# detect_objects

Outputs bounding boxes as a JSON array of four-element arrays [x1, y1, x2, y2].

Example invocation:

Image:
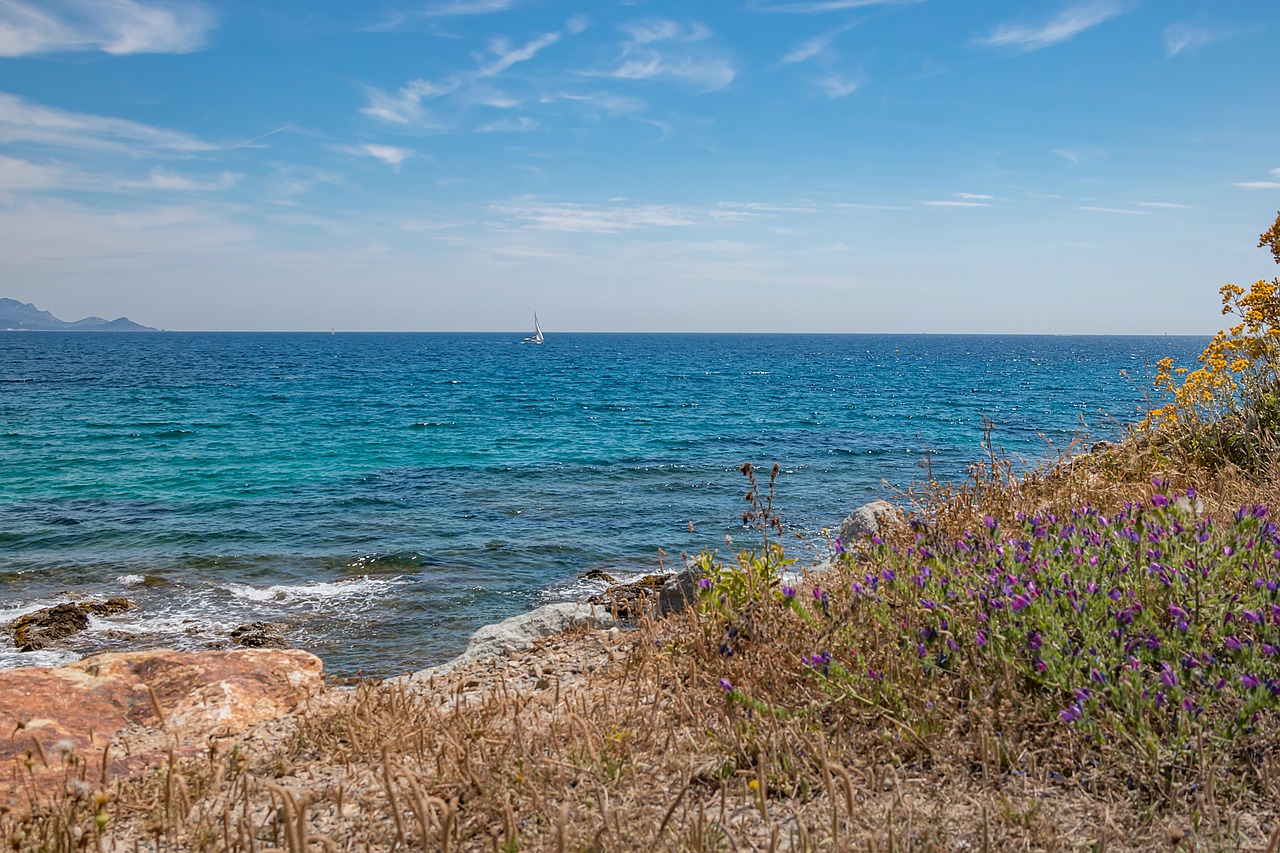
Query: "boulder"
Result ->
[[410, 602, 616, 682], [0, 648, 323, 803], [230, 621, 289, 648], [588, 562, 701, 619], [8, 597, 135, 651], [460, 602, 615, 662], [838, 500, 903, 547]]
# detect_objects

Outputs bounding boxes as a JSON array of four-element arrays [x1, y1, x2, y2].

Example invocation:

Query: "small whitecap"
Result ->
[[117, 574, 145, 586]]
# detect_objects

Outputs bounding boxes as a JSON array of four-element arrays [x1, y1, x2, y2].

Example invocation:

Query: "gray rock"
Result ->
[[838, 500, 902, 547], [587, 561, 702, 619], [230, 622, 289, 649], [409, 602, 616, 682], [8, 598, 135, 652]]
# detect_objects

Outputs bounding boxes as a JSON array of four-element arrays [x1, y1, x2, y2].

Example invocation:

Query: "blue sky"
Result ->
[[0, 0, 1277, 332]]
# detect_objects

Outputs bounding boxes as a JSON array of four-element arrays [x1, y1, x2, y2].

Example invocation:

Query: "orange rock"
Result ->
[[0, 648, 322, 802]]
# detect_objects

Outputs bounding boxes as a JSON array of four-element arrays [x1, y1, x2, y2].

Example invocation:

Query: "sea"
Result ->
[[0, 332, 1208, 678]]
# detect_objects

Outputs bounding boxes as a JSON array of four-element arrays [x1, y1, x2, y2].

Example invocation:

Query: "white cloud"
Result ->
[[0, 154, 63, 191], [1164, 23, 1232, 57], [750, 0, 921, 12], [585, 19, 733, 93], [553, 91, 646, 115], [923, 200, 988, 208], [114, 167, 239, 190], [956, 193, 993, 200], [619, 19, 711, 46], [1134, 201, 1191, 209], [1078, 206, 1147, 214], [492, 199, 755, 233], [360, 78, 459, 126], [1052, 148, 1081, 164], [0, 92, 215, 154], [475, 116, 539, 132], [976, 1, 1124, 53], [565, 14, 588, 35], [476, 31, 560, 77], [418, 0, 517, 16], [0, 0, 214, 57], [814, 74, 858, 98], [780, 34, 827, 65], [1234, 182, 1280, 190], [348, 144, 413, 170]]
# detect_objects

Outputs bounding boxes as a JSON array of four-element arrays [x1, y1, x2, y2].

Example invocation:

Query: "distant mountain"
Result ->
[[0, 299, 158, 331]]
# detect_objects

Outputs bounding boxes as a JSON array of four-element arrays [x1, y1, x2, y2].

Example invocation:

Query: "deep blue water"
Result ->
[[0, 332, 1206, 676]]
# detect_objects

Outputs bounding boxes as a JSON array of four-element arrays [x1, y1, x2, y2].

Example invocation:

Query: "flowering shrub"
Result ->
[[833, 482, 1280, 780], [1141, 214, 1280, 468]]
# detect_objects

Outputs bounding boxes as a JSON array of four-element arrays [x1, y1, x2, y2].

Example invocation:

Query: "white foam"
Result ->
[[117, 574, 145, 586], [226, 575, 407, 605]]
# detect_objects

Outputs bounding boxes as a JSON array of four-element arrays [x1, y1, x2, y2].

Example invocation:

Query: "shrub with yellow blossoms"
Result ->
[[1140, 212, 1280, 468]]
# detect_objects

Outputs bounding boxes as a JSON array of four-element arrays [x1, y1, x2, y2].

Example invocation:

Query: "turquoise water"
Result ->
[[0, 332, 1206, 676]]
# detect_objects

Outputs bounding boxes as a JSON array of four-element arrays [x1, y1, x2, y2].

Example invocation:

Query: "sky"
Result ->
[[0, 0, 1277, 333]]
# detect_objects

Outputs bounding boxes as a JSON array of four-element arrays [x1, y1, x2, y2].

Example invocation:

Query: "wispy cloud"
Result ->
[[1052, 148, 1081, 165], [345, 144, 413, 171], [0, 92, 215, 154], [552, 91, 646, 115], [923, 200, 988, 208], [1233, 168, 1280, 190], [814, 74, 859, 98], [589, 19, 734, 93], [360, 78, 459, 126], [475, 116, 539, 132], [956, 192, 993, 200], [749, 0, 922, 13], [0, 0, 214, 57], [1134, 201, 1191, 209], [476, 31, 561, 77], [1164, 22, 1234, 56], [1079, 206, 1147, 214], [418, 0, 518, 17], [491, 198, 755, 233], [975, 1, 1124, 53], [0, 154, 64, 193], [114, 167, 239, 190]]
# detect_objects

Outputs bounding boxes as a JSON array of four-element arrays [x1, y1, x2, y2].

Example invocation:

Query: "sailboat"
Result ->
[[522, 313, 544, 344]]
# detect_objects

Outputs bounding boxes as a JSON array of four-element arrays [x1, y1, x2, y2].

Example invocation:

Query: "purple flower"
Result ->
[[975, 629, 988, 648], [697, 578, 713, 591], [781, 585, 796, 599], [1160, 664, 1178, 687], [719, 677, 733, 691], [1242, 609, 1263, 624], [1225, 636, 1243, 650], [1241, 673, 1262, 690], [1010, 593, 1032, 611], [1027, 631, 1042, 651], [984, 515, 997, 530], [1152, 493, 1170, 508], [1169, 604, 1188, 620], [1060, 704, 1083, 724]]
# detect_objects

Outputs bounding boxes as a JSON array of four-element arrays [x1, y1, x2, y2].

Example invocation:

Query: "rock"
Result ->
[[230, 622, 289, 649], [462, 603, 614, 663], [588, 561, 702, 619], [409, 602, 615, 682], [0, 648, 323, 803], [580, 568, 617, 583], [838, 500, 903, 547], [8, 598, 136, 652]]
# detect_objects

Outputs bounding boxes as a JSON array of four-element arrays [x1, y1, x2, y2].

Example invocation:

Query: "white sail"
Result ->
[[523, 313, 543, 344]]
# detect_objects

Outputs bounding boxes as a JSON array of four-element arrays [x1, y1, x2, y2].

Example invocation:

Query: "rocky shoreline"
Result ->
[[1, 501, 901, 805]]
